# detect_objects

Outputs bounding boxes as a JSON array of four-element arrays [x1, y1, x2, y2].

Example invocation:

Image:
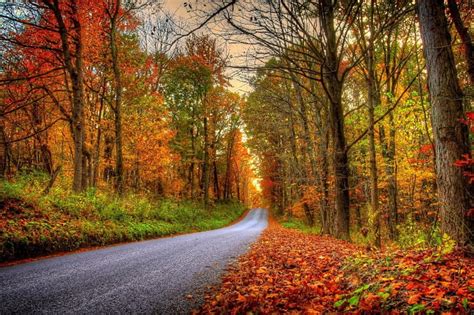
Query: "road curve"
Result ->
[[0, 208, 268, 314]]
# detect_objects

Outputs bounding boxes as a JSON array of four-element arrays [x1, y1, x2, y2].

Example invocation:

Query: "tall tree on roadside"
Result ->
[[185, 35, 226, 207], [418, 0, 473, 247], [0, 0, 94, 192], [105, 0, 124, 195], [45, 0, 86, 192]]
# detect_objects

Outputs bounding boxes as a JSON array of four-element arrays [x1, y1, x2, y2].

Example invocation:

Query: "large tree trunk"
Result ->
[[81, 147, 90, 189], [103, 133, 114, 182], [110, 1, 124, 195], [367, 69, 381, 248], [47, 0, 85, 192], [320, 0, 350, 240], [366, 3, 381, 247], [330, 92, 350, 241], [418, 0, 473, 246]]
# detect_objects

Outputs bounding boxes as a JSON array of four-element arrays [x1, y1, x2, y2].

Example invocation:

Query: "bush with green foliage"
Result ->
[[0, 173, 246, 262]]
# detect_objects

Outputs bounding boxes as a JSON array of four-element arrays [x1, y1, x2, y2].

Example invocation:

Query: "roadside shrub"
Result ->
[[0, 174, 246, 262]]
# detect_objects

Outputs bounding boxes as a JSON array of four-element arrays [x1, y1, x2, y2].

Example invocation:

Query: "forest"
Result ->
[[0, 0, 473, 313]]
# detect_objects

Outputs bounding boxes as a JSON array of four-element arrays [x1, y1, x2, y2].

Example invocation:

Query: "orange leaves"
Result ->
[[338, 248, 474, 313], [199, 221, 474, 314], [198, 220, 358, 313], [407, 293, 421, 305]]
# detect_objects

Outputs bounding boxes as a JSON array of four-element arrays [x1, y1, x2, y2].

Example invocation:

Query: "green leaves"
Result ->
[[408, 304, 425, 314], [348, 294, 360, 306], [333, 299, 345, 308]]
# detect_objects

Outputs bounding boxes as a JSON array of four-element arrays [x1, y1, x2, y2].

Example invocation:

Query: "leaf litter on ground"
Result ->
[[197, 220, 474, 314]]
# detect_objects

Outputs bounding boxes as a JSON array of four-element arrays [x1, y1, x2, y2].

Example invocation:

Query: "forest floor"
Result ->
[[198, 219, 474, 314]]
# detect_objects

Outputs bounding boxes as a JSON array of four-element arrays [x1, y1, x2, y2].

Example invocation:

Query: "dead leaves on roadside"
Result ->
[[198, 221, 474, 314], [198, 220, 358, 313], [339, 249, 474, 313]]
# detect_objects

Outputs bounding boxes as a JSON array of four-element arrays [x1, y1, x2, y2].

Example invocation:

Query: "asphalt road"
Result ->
[[0, 208, 268, 314]]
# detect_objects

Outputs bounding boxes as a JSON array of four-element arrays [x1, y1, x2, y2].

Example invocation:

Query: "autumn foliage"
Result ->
[[0, 1, 258, 208], [199, 222, 474, 313]]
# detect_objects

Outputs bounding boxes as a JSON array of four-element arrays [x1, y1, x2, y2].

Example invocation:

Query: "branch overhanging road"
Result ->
[[0, 208, 268, 314]]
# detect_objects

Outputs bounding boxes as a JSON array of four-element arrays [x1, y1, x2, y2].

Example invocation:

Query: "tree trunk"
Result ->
[[213, 160, 220, 200], [190, 125, 196, 198], [320, 0, 350, 240], [368, 75, 381, 248], [309, 80, 331, 234], [0, 125, 7, 178], [418, 0, 473, 246], [202, 114, 210, 208], [47, 0, 85, 192], [303, 202, 315, 227], [380, 112, 398, 240], [110, 1, 124, 195], [92, 83, 105, 187], [447, 0, 474, 84], [103, 134, 114, 182], [224, 129, 235, 200], [81, 141, 90, 190], [366, 4, 381, 247]]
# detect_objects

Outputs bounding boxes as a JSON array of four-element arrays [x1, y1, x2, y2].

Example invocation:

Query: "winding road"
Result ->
[[0, 208, 268, 314]]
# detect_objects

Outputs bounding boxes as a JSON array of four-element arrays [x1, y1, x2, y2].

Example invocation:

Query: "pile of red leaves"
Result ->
[[198, 220, 359, 313], [339, 249, 474, 313], [198, 221, 474, 313]]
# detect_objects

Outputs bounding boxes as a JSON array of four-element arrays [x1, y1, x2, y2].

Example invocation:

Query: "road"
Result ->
[[0, 208, 267, 314]]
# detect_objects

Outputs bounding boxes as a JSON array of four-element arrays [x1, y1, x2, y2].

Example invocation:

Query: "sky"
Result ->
[[161, 0, 253, 95]]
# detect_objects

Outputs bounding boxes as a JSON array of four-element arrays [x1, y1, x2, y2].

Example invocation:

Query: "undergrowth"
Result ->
[[0, 172, 245, 262], [280, 217, 321, 234], [280, 213, 451, 251]]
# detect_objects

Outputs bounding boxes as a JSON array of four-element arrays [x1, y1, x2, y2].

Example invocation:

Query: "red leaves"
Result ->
[[419, 144, 434, 155], [198, 220, 358, 313], [407, 293, 421, 305], [454, 154, 474, 184], [198, 222, 474, 313], [339, 249, 474, 313]]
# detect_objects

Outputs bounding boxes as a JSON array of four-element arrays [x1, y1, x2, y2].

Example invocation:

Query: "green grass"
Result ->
[[0, 172, 245, 262], [281, 217, 321, 234]]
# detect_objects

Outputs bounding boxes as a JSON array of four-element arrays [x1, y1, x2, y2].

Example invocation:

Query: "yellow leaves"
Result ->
[[256, 267, 267, 274]]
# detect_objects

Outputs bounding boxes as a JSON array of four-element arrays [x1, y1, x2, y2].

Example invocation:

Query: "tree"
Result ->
[[418, 0, 473, 247], [45, 0, 86, 192], [163, 52, 212, 199], [0, 0, 98, 192], [106, 0, 125, 195]]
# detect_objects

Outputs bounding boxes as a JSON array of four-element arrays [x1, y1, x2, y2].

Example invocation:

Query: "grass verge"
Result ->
[[280, 217, 321, 234], [0, 172, 245, 262]]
